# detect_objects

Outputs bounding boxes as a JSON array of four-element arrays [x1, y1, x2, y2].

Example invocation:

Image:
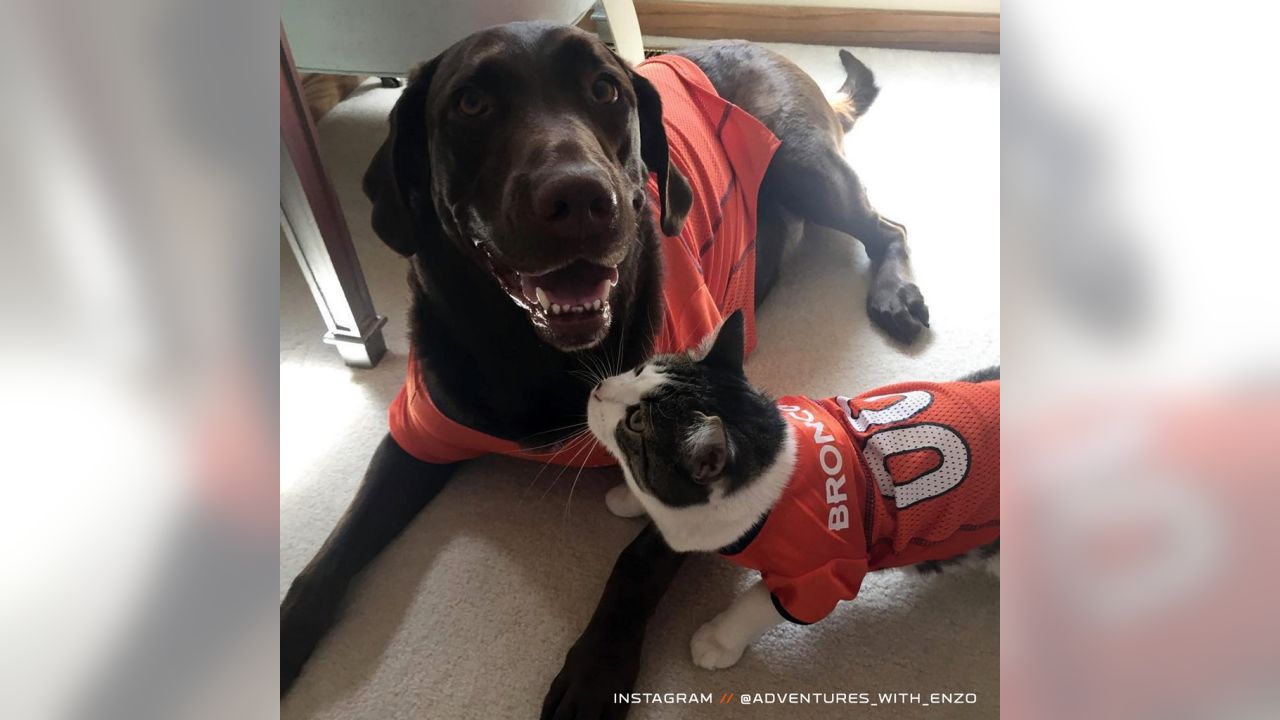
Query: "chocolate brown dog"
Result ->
[[281, 21, 929, 718]]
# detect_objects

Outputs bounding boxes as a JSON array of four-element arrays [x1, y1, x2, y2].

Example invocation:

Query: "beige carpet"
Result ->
[[281, 40, 999, 719]]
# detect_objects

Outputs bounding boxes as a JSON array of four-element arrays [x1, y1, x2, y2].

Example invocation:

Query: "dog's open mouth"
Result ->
[[480, 245, 621, 350], [519, 261, 618, 317]]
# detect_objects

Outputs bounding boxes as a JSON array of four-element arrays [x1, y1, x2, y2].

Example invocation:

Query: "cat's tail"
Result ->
[[831, 49, 880, 133], [913, 540, 1000, 578]]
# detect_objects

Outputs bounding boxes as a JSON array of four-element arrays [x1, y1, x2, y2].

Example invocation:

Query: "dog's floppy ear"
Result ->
[[629, 69, 692, 238], [362, 58, 441, 257]]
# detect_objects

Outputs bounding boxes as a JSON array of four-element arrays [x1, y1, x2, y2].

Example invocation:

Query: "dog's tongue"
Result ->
[[520, 261, 619, 307]]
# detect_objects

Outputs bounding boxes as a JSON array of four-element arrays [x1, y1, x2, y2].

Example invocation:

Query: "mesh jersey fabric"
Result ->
[[388, 54, 781, 465], [724, 380, 1000, 624]]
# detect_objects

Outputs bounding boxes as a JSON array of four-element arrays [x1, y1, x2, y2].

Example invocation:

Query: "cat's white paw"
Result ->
[[690, 618, 747, 670], [605, 484, 647, 518]]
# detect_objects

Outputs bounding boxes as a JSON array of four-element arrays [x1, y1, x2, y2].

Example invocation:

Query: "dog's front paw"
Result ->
[[867, 280, 930, 344], [542, 625, 640, 720], [605, 484, 647, 518], [690, 618, 747, 670]]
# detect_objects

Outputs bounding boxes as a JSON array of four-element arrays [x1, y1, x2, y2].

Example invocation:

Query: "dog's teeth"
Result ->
[[592, 299, 602, 311], [535, 287, 550, 312], [551, 303, 562, 314]]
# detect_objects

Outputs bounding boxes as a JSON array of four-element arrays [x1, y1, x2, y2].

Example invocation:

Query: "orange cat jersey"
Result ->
[[723, 380, 1000, 624], [388, 54, 779, 466]]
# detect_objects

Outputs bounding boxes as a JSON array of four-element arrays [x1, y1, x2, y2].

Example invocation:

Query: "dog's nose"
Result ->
[[534, 169, 617, 240]]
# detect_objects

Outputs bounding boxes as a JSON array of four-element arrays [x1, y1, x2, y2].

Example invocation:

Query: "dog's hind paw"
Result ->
[[867, 280, 930, 343]]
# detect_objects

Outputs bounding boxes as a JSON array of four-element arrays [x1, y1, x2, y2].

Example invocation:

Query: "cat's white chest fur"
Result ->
[[605, 484, 647, 518], [605, 428, 796, 552]]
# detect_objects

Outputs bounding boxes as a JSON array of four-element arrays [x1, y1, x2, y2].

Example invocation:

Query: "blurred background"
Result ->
[[1, 0, 1277, 719], [1002, 2, 1280, 718]]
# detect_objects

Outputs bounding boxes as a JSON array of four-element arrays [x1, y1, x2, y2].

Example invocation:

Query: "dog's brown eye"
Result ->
[[456, 88, 488, 117], [625, 405, 645, 432], [591, 76, 619, 104]]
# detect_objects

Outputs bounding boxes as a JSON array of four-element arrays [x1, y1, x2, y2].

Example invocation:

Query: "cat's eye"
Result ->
[[591, 75, 620, 104], [456, 87, 489, 117], [624, 405, 645, 432]]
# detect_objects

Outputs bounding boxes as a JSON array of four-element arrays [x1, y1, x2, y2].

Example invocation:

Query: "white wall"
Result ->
[[664, 0, 999, 14]]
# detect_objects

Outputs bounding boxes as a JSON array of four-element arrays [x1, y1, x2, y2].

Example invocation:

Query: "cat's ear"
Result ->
[[697, 311, 746, 373], [685, 413, 730, 484]]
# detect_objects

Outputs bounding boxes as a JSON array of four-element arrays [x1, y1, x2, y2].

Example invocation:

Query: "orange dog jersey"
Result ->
[[388, 54, 780, 466], [722, 380, 1000, 625]]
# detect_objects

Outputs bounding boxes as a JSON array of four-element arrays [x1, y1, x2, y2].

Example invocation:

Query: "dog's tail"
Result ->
[[831, 49, 880, 133]]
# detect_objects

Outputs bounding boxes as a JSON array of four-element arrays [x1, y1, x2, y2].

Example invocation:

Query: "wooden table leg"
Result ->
[[280, 25, 387, 368]]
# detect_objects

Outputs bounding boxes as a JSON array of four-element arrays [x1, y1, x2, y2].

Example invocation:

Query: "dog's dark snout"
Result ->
[[534, 168, 617, 239]]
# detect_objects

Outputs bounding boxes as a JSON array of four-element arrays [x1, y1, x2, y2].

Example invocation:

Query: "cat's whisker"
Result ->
[[530, 428, 590, 464], [518, 420, 588, 448], [611, 315, 627, 378], [522, 430, 592, 498], [585, 351, 608, 385], [573, 362, 597, 388], [636, 304, 661, 372], [572, 362, 604, 383], [530, 428, 589, 468], [539, 433, 595, 500], [540, 431, 597, 502], [560, 447, 595, 534], [597, 346, 613, 378], [519, 430, 588, 454]]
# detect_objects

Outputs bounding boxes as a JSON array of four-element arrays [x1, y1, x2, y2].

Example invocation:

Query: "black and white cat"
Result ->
[[587, 311, 1000, 669]]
